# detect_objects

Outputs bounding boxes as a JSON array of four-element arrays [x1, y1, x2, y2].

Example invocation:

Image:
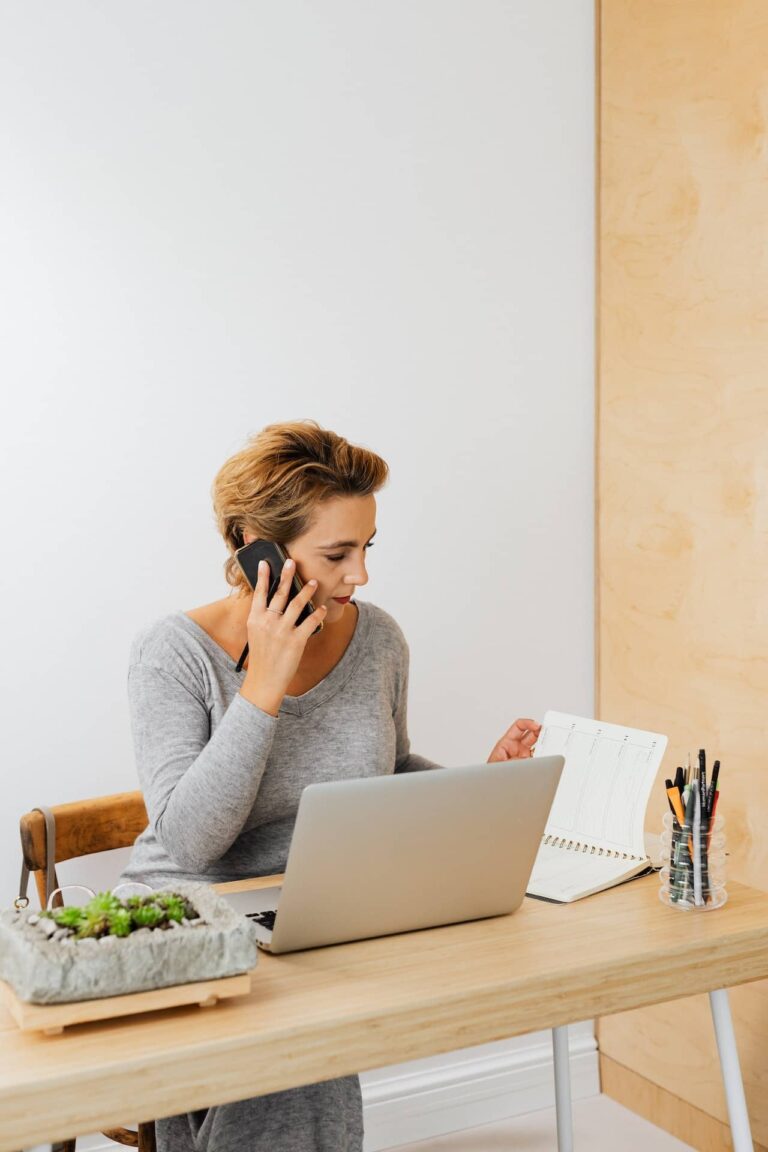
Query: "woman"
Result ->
[[121, 420, 540, 1152]]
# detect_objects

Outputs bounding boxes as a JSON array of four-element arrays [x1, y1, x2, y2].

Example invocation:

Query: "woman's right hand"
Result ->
[[239, 558, 327, 716]]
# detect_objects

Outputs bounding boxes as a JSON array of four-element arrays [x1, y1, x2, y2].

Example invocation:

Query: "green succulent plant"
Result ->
[[50, 906, 84, 929], [90, 892, 123, 915], [124, 895, 145, 909], [36, 890, 201, 940], [76, 908, 110, 939], [107, 908, 133, 937], [159, 895, 186, 923], [131, 903, 164, 928]]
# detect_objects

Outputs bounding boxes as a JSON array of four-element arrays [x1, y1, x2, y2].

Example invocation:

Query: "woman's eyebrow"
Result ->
[[316, 528, 377, 550]]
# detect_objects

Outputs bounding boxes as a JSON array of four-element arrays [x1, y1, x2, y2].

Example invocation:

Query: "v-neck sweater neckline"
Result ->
[[172, 599, 372, 717]]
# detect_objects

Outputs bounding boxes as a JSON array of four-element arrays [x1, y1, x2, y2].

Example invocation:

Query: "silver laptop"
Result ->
[[223, 756, 564, 953]]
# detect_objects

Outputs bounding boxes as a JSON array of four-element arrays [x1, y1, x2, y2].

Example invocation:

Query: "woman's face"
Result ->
[[249, 495, 377, 626]]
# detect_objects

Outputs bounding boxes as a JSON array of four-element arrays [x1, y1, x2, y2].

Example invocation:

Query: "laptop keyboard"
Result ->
[[246, 909, 277, 931]]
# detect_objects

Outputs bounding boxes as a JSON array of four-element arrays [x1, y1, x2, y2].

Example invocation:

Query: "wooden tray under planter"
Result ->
[[0, 971, 252, 1035], [0, 882, 258, 1033]]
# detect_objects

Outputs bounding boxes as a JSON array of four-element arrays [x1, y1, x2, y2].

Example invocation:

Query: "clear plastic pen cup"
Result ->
[[659, 810, 726, 910]]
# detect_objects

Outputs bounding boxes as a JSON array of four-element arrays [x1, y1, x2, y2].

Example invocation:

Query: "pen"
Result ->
[[666, 781, 687, 902], [708, 760, 721, 817], [667, 795, 684, 902], [680, 782, 697, 904], [674, 765, 685, 792], [235, 642, 249, 673], [710, 788, 720, 824], [700, 801, 711, 904], [692, 781, 703, 906], [670, 833, 683, 902], [699, 750, 707, 818]]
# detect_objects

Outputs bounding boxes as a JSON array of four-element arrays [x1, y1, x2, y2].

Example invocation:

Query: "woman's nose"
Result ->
[[344, 558, 368, 587]]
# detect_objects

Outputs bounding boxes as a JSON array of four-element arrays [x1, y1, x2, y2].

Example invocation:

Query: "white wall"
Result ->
[[1, 0, 594, 1145]]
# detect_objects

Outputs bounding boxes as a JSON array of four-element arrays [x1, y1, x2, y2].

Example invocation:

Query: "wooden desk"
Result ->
[[2, 876, 768, 1152]]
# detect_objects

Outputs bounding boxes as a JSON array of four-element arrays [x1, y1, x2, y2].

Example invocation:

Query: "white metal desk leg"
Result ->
[[709, 989, 754, 1152], [552, 1025, 574, 1152]]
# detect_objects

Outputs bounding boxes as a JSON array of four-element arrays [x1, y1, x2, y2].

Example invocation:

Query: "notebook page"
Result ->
[[528, 841, 646, 902], [534, 712, 668, 858]]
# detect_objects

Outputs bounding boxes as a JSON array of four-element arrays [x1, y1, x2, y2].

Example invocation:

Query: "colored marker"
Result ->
[[665, 782, 686, 827]]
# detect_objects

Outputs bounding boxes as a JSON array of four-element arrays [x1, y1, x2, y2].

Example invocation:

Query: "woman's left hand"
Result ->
[[487, 718, 542, 762]]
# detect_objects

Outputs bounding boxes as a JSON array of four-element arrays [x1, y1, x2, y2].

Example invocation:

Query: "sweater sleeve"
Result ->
[[392, 639, 442, 775], [128, 662, 278, 871]]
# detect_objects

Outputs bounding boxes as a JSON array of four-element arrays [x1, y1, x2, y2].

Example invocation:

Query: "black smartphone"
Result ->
[[234, 539, 322, 632]]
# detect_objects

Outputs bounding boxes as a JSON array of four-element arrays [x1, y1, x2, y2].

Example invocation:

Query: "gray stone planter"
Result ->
[[0, 882, 257, 1004]]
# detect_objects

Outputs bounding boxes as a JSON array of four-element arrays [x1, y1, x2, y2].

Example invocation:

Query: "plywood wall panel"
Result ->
[[600, 1055, 768, 1152], [598, 0, 768, 1143]]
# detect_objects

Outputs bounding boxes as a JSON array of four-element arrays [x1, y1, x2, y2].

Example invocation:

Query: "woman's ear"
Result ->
[[242, 532, 256, 546]]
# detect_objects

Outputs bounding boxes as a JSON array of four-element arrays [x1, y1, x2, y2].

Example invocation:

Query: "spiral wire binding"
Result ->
[[541, 833, 637, 861]]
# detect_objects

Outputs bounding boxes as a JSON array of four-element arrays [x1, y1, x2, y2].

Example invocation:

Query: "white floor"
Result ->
[[395, 1095, 695, 1151], [28, 1094, 698, 1152]]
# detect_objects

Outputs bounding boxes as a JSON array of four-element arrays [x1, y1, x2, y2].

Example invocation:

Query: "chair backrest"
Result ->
[[19, 791, 149, 906]]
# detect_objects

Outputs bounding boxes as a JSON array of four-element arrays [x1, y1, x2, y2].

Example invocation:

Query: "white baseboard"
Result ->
[[361, 1027, 600, 1150], [32, 1027, 599, 1152]]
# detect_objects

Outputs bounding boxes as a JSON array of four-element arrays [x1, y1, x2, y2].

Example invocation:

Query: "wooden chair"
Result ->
[[18, 792, 157, 1152]]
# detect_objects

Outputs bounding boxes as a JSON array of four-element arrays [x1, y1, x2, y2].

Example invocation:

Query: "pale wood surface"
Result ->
[[598, 0, 768, 1145], [600, 1055, 768, 1152], [0, 972, 251, 1034], [1, 877, 768, 1151], [598, 980, 768, 1135], [21, 792, 149, 867]]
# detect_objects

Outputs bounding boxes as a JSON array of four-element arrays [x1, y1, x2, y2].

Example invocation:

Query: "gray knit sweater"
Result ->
[[121, 599, 438, 887]]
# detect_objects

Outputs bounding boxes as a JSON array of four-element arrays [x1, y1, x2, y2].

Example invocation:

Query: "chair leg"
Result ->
[[138, 1121, 157, 1152], [709, 989, 754, 1152], [552, 1025, 574, 1152]]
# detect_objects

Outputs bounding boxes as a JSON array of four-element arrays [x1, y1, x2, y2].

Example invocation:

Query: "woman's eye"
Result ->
[[325, 542, 375, 564]]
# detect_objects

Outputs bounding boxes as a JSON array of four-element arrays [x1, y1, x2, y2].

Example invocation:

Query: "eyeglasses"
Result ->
[[46, 882, 154, 910]]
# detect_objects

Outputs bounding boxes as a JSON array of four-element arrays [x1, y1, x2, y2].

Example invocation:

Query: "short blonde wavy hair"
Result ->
[[212, 421, 389, 595]]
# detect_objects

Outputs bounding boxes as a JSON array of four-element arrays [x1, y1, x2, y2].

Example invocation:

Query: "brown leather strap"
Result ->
[[99, 1123, 156, 1149], [15, 804, 56, 909], [102, 1127, 139, 1146]]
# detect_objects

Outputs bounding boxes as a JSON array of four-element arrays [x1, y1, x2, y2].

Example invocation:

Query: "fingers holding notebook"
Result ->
[[487, 718, 542, 762]]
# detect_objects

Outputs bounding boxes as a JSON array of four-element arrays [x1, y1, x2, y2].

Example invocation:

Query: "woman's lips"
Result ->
[[332, 596, 351, 604]]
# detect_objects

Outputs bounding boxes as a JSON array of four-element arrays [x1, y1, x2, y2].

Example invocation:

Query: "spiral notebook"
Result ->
[[527, 711, 668, 903]]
